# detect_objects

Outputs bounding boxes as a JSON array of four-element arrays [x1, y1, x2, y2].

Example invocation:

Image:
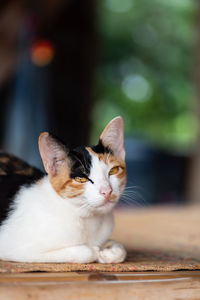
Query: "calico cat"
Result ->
[[0, 116, 127, 263]]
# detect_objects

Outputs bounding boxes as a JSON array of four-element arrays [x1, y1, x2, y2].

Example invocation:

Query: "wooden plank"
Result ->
[[0, 272, 199, 300]]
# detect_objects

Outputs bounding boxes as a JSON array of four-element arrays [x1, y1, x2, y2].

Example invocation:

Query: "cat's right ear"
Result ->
[[38, 132, 69, 177]]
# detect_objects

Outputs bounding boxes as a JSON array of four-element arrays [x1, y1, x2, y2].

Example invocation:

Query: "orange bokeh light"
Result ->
[[31, 40, 55, 67]]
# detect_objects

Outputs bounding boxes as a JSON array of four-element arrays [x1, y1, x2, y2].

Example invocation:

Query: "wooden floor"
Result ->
[[0, 206, 200, 299], [0, 271, 199, 299]]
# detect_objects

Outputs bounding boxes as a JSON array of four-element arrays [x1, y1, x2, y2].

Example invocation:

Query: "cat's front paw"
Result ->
[[98, 242, 126, 264]]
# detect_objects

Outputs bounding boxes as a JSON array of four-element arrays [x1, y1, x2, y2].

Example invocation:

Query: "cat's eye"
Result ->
[[74, 177, 88, 183], [109, 166, 119, 176]]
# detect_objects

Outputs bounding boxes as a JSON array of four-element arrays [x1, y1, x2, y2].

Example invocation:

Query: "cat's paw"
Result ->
[[70, 246, 99, 263], [98, 242, 126, 264]]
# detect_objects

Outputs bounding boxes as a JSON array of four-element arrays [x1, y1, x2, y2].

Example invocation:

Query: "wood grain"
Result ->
[[0, 272, 199, 300]]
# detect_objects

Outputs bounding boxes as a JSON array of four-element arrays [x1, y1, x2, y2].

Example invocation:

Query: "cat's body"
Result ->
[[0, 117, 127, 263]]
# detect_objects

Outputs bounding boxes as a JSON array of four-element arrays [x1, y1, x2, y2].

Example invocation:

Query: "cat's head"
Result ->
[[38, 116, 126, 215]]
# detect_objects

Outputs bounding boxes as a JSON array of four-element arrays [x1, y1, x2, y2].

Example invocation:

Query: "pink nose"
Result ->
[[100, 186, 112, 200]]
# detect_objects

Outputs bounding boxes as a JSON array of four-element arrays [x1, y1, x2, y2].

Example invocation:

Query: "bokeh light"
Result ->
[[122, 74, 152, 102], [31, 40, 55, 67]]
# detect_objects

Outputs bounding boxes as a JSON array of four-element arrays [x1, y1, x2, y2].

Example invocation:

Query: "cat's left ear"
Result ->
[[100, 116, 125, 161]]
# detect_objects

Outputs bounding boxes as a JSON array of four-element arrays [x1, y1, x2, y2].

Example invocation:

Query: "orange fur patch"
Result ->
[[86, 146, 127, 188], [50, 161, 85, 199], [60, 180, 85, 198], [110, 194, 117, 202], [87, 147, 126, 171]]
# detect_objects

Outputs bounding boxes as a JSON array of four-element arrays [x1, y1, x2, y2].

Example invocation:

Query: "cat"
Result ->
[[0, 116, 127, 263]]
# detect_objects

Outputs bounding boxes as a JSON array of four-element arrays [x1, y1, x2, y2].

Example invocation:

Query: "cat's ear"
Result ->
[[100, 116, 125, 160], [38, 132, 69, 177]]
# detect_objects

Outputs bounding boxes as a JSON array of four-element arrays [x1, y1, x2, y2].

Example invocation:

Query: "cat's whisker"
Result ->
[[119, 196, 144, 208], [124, 186, 142, 190], [120, 188, 148, 207], [122, 188, 148, 205], [123, 191, 145, 200], [121, 195, 146, 207], [123, 196, 148, 207]]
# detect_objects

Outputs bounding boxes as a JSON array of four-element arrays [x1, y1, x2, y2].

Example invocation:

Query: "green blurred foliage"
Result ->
[[91, 0, 197, 152]]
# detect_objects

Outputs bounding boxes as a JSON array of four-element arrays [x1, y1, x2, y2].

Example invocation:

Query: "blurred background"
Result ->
[[0, 0, 199, 205]]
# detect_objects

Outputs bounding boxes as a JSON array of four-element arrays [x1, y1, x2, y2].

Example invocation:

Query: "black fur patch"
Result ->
[[0, 152, 44, 225], [68, 140, 113, 180], [69, 146, 92, 179], [91, 139, 113, 155]]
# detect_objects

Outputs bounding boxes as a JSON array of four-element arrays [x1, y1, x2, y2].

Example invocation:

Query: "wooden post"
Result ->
[[187, 1, 200, 203]]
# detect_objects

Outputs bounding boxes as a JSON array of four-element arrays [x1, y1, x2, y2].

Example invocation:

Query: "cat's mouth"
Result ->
[[100, 194, 117, 207]]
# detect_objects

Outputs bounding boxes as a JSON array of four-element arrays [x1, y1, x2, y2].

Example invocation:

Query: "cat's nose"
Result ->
[[100, 186, 112, 200]]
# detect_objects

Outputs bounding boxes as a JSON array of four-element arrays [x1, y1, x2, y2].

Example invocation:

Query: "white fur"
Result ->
[[0, 153, 126, 263]]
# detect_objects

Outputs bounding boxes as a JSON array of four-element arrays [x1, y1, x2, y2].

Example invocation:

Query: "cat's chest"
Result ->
[[79, 214, 114, 246]]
